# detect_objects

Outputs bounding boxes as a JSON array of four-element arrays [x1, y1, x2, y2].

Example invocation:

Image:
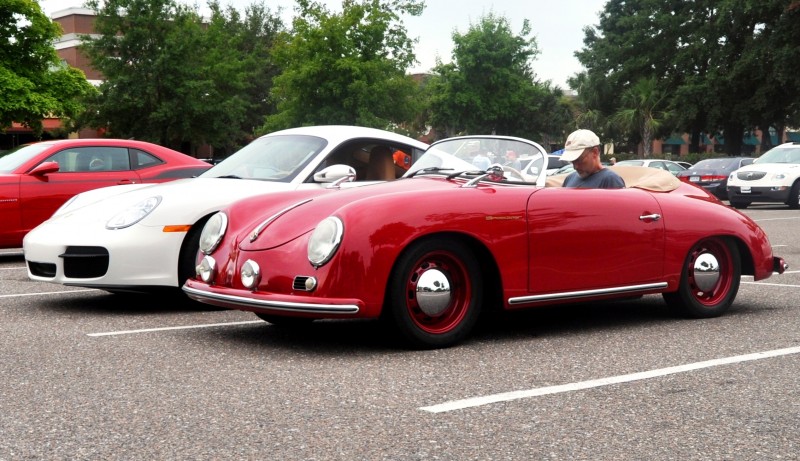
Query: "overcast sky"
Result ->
[[39, 0, 607, 89]]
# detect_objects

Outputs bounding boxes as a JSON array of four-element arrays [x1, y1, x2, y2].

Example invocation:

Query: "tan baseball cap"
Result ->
[[561, 129, 600, 162]]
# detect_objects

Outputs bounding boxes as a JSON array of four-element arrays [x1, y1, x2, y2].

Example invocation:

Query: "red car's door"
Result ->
[[0, 176, 23, 247], [19, 146, 139, 233], [527, 187, 665, 294]]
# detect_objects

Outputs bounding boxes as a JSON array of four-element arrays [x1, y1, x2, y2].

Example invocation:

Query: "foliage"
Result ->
[[574, 0, 800, 156], [80, 0, 284, 153], [424, 12, 570, 143], [262, 0, 424, 134], [612, 77, 672, 158], [0, 0, 97, 135]]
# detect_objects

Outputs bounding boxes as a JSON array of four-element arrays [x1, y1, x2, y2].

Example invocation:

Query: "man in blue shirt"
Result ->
[[471, 149, 491, 170], [560, 129, 625, 188]]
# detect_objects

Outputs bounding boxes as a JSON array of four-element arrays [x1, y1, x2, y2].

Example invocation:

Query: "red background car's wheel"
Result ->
[[663, 237, 741, 318], [386, 238, 482, 349]]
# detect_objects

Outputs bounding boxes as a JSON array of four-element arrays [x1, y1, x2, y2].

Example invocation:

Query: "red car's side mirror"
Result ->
[[29, 161, 60, 176]]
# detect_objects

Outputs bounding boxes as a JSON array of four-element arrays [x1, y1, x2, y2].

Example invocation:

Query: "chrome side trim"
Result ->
[[183, 285, 359, 314], [250, 198, 313, 242], [508, 282, 669, 305]]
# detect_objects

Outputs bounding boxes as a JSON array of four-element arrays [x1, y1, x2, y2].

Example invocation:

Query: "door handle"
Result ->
[[639, 213, 661, 222]]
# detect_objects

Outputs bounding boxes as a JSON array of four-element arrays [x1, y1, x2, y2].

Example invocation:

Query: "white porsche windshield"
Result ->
[[201, 135, 328, 182]]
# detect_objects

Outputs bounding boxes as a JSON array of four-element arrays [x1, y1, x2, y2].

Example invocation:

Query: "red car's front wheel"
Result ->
[[386, 238, 482, 349], [663, 237, 741, 318]]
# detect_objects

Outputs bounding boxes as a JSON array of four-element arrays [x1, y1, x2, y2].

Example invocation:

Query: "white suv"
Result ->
[[727, 142, 800, 209]]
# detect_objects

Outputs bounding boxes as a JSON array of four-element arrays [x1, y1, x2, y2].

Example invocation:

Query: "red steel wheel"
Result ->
[[663, 237, 741, 318], [386, 238, 482, 349]]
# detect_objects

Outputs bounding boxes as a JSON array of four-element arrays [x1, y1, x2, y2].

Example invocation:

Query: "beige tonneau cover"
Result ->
[[545, 165, 681, 192]]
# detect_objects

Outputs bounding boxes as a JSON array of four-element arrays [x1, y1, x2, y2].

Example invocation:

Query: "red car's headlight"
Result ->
[[307, 216, 343, 268]]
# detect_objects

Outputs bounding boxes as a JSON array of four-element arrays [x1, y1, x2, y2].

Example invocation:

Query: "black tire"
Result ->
[[663, 237, 741, 318], [177, 223, 205, 290], [729, 200, 749, 209], [786, 181, 800, 209], [384, 238, 482, 349]]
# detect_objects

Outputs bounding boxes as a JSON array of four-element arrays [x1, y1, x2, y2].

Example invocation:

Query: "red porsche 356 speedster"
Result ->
[[183, 135, 786, 349]]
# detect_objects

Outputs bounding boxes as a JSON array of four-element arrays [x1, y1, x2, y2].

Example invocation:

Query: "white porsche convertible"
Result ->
[[23, 126, 428, 295]]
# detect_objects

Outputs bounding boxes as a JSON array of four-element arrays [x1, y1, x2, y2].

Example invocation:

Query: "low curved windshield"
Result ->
[[755, 146, 800, 164], [0, 144, 51, 173], [200, 134, 328, 182], [406, 136, 546, 182]]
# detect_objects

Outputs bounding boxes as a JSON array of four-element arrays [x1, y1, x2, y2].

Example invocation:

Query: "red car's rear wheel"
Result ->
[[663, 237, 741, 318], [386, 238, 482, 349]]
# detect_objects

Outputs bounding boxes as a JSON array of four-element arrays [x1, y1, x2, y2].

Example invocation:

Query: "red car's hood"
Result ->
[[231, 177, 474, 251]]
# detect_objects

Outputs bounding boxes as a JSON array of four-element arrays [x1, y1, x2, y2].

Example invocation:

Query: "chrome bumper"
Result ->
[[182, 285, 360, 315]]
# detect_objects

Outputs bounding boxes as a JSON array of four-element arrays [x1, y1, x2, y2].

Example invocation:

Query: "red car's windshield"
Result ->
[[0, 143, 51, 173]]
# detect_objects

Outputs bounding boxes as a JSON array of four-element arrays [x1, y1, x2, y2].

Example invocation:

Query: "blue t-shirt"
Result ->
[[563, 168, 625, 188], [472, 154, 491, 170]]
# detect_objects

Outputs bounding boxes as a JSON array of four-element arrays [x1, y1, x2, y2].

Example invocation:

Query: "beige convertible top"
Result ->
[[544, 165, 682, 192]]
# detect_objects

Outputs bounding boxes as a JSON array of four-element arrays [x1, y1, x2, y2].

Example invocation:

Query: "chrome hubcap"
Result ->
[[693, 252, 720, 292], [415, 269, 451, 316]]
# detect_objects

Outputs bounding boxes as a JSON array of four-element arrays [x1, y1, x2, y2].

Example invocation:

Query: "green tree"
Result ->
[[1, 0, 96, 136], [575, 0, 800, 156], [613, 77, 671, 158], [188, 1, 285, 154], [81, 0, 284, 153], [262, 0, 423, 133], [703, 0, 800, 154], [424, 12, 568, 141], [81, 0, 207, 149]]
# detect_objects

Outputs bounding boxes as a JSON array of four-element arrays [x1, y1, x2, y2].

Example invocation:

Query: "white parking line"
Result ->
[[87, 320, 263, 337], [0, 266, 26, 270], [743, 281, 800, 288], [420, 346, 800, 413], [0, 289, 97, 298], [754, 216, 800, 222]]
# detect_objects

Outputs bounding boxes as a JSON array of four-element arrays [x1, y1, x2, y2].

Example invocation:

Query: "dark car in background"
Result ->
[[676, 157, 754, 200]]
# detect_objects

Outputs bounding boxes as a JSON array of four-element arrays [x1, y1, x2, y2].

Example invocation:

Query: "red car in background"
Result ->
[[0, 139, 210, 249]]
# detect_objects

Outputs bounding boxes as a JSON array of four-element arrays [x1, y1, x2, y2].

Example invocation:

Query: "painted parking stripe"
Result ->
[[87, 320, 263, 337], [0, 289, 96, 298], [420, 346, 800, 413], [754, 216, 800, 222], [742, 281, 800, 288]]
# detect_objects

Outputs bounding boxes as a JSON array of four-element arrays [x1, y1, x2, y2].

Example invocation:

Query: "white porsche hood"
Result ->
[[46, 177, 305, 228]]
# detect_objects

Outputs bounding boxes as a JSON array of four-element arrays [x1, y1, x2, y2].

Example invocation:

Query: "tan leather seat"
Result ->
[[366, 146, 396, 181]]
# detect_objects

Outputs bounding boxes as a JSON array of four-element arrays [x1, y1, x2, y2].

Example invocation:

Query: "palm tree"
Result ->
[[613, 77, 672, 158]]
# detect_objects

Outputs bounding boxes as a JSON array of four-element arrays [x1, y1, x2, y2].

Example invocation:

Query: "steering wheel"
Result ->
[[502, 166, 527, 181]]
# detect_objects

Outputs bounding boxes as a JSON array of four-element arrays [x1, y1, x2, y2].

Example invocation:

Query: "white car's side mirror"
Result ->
[[314, 164, 357, 183]]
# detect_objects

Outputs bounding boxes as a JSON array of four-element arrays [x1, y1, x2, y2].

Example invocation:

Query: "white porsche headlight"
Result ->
[[308, 217, 343, 267], [106, 196, 162, 229], [199, 212, 228, 255]]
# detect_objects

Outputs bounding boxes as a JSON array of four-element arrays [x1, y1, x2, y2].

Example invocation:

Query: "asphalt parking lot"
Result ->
[[1, 204, 799, 460]]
